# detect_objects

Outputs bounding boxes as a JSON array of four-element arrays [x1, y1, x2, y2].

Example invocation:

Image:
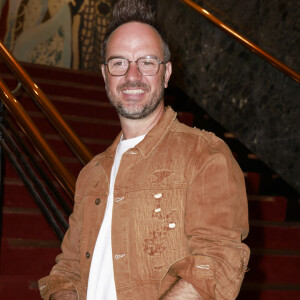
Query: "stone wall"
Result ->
[[157, 0, 300, 193]]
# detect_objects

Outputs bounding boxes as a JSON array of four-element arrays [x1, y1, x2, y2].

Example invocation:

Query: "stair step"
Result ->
[[177, 111, 194, 127], [0, 275, 41, 300], [3, 130, 111, 172], [244, 172, 261, 195], [248, 195, 287, 222], [20, 94, 118, 120], [3, 178, 37, 208], [0, 61, 105, 87], [236, 153, 272, 174], [48, 133, 112, 157], [223, 132, 251, 155], [4, 152, 82, 180], [246, 220, 300, 250], [2, 207, 61, 240], [0, 238, 60, 276], [37, 81, 107, 101], [27, 110, 121, 140], [239, 285, 300, 300], [245, 249, 300, 285], [3, 177, 72, 211], [1, 74, 106, 102], [195, 113, 225, 137], [28, 64, 104, 87]]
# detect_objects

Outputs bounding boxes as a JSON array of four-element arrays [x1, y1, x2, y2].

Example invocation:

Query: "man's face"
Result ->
[[101, 22, 172, 120]]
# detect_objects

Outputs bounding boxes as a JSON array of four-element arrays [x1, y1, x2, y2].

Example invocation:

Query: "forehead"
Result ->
[[106, 22, 164, 59]]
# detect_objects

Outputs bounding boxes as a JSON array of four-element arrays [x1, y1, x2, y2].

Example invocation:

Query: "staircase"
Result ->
[[0, 62, 299, 299]]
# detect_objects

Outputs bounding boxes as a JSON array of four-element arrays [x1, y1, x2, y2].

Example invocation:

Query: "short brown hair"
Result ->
[[101, 0, 170, 63]]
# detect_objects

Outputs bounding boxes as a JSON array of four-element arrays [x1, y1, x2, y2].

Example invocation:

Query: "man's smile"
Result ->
[[122, 89, 145, 95]]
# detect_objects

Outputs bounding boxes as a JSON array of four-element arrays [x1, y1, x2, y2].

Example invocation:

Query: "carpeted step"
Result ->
[[1, 207, 61, 240], [0, 61, 105, 98], [46, 133, 112, 155], [20, 94, 118, 121], [3, 177, 72, 213], [248, 195, 287, 222], [177, 111, 194, 127], [4, 151, 83, 179], [246, 221, 300, 250], [0, 238, 60, 277], [36, 80, 106, 101], [0, 275, 41, 300], [223, 132, 251, 156], [1, 74, 106, 101], [3, 129, 112, 169], [3, 178, 38, 208], [236, 152, 271, 174], [238, 286, 300, 300], [194, 113, 225, 137], [27, 63, 104, 87], [244, 172, 261, 195], [0, 61, 104, 87], [244, 249, 300, 285], [26, 110, 121, 140]]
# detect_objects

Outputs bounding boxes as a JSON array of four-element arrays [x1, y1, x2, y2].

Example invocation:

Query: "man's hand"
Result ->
[[161, 279, 203, 300], [49, 290, 78, 300]]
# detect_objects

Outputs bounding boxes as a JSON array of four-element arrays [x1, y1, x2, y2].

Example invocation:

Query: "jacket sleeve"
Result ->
[[163, 139, 250, 299], [38, 163, 93, 300]]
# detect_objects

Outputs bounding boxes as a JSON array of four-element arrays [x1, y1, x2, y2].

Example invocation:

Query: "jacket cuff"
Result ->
[[162, 247, 250, 300], [167, 255, 216, 299], [38, 275, 77, 299]]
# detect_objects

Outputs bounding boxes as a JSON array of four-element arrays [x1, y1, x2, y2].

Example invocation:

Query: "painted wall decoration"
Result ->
[[0, 0, 114, 71]]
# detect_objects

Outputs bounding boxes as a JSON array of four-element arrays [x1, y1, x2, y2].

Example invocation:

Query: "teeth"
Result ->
[[123, 89, 145, 95]]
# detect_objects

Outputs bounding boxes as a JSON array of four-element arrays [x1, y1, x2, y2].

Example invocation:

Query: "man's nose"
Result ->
[[125, 62, 142, 81]]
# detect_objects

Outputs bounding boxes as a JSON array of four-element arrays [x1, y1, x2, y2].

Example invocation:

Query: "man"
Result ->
[[39, 0, 250, 299]]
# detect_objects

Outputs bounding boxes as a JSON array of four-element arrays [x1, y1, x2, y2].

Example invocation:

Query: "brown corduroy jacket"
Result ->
[[38, 107, 250, 300]]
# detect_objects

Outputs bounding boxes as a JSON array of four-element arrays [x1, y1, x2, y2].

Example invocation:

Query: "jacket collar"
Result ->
[[136, 106, 177, 158], [104, 106, 177, 159]]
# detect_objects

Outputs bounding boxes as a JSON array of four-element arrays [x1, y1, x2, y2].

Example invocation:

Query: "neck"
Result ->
[[119, 102, 164, 140]]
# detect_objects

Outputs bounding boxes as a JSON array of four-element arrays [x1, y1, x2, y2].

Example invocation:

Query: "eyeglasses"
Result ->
[[104, 56, 167, 76]]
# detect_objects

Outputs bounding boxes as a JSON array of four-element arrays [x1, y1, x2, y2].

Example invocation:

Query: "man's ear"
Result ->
[[101, 64, 107, 84], [164, 62, 172, 88]]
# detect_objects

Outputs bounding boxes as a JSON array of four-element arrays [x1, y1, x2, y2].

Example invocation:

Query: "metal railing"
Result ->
[[0, 40, 96, 199], [181, 0, 300, 84], [0, 41, 94, 238], [0, 77, 76, 198], [0, 41, 93, 165], [0, 123, 68, 240]]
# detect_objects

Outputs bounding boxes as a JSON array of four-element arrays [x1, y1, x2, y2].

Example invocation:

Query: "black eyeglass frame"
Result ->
[[104, 55, 168, 76]]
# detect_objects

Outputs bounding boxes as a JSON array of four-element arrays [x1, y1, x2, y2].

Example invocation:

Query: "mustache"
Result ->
[[117, 81, 150, 92]]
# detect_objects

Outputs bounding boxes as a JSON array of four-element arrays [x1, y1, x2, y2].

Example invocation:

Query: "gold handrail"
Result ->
[[181, 0, 300, 84], [0, 40, 94, 165], [0, 78, 75, 198]]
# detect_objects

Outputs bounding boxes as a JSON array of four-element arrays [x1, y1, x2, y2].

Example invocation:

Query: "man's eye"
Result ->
[[113, 60, 126, 67], [140, 60, 155, 66]]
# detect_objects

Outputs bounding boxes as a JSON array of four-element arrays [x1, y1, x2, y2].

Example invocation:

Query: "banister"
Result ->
[[2, 113, 72, 216], [0, 40, 94, 165], [0, 78, 75, 198], [0, 138, 65, 240], [181, 0, 300, 84]]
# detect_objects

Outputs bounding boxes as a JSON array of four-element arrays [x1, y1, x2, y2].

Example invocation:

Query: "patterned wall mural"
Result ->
[[0, 0, 115, 71]]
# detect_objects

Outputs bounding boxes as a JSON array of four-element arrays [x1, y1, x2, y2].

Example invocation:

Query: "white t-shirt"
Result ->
[[87, 134, 145, 300]]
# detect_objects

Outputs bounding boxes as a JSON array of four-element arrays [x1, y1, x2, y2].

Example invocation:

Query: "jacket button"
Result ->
[[86, 252, 90, 259], [95, 198, 101, 205]]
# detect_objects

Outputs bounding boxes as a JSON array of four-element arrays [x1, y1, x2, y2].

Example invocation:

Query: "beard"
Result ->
[[105, 77, 165, 120]]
